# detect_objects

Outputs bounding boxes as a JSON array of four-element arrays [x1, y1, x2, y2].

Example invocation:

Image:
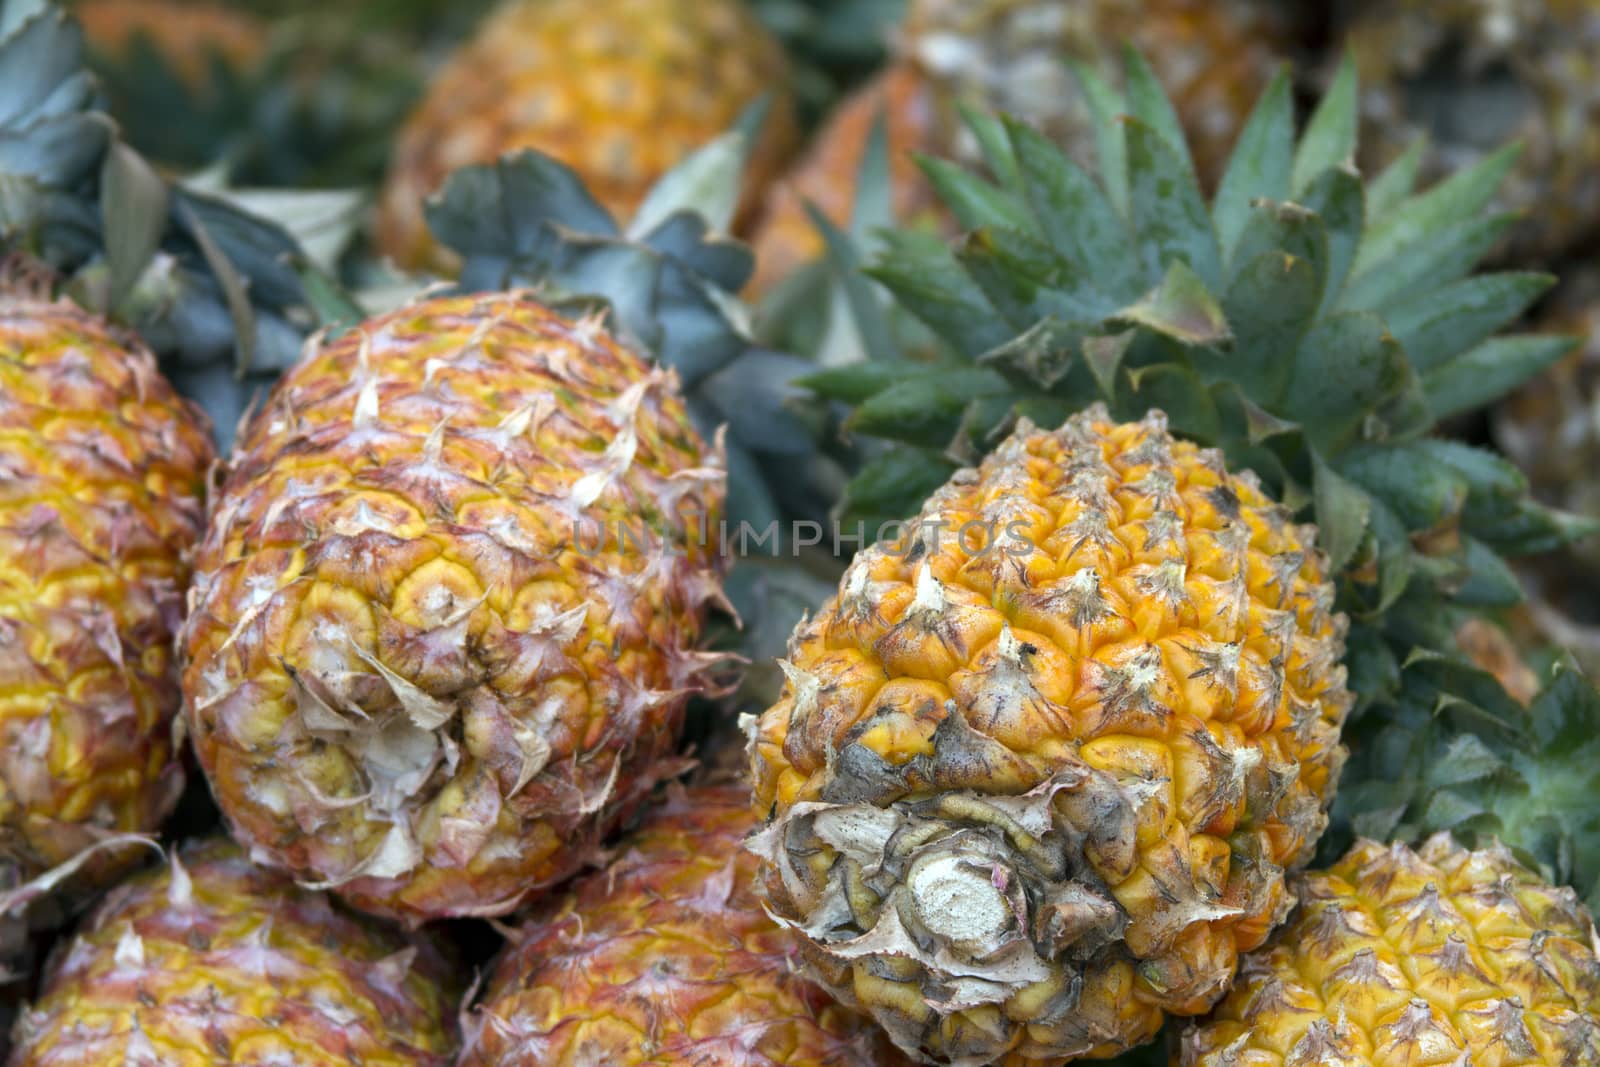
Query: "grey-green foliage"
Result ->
[[804, 47, 1600, 890]]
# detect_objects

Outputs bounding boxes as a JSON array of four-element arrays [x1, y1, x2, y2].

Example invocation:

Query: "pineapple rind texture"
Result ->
[[458, 784, 909, 1066], [1179, 835, 1600, 1066], [11, 838, 459, 1066], [0, 298, 212, 887], [179, 292, 726, 924], [749, 406, 1353, 1066], [377, 0, 795, 271]]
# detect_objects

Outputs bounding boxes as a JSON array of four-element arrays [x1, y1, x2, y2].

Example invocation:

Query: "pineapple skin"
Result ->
[[10, 838, 459, 1066], [376, 0, 797, 272], [458, 784, 911, 1066], [1347, 0, 1600, 263], [0, 298, 212, 893], [1178, 835, 1600, 1066], [749, 407, 1353, 1065], [179, 293, 727, 924], [72, 0, 267, 86]]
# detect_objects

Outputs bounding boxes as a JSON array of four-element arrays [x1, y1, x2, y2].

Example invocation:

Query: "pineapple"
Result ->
[[0, 294, 212, 954], [10, 838, 460, 1065], [1178, 835, 1600, 1066], [1344, 0, 1600, 263], [178, 292, 728, 924], [458, 784, 909, 1066], [748, 0, 1294, 296], [376, 0, 798, 272], [749, 407, 1354, 1063], [72, 0, 266, 88], [754, 48, 1597, 1066]]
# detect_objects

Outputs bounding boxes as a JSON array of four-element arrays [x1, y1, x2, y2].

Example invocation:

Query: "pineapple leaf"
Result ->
[[1365, 138, 1427, 222], [1126, 118, 1221, 289], [1422, 334, 1579, 420], [1120, 44, 1194, 180], [805, 200, 898, 364], [1114, 260, 1230, 346], [957, 104, 1020, 192], [97, 140, 167, 312], [1355, 145, 1519, 276], [916, 154, 1029, 232], [1067, 57, 1129, 218], [1311, 451, 1371, 572], [1214, 66, 1294, 261], [1384, 273, 1553, 373], [1290, 51, 1358, 194], [1341, 213, 1515, 312]]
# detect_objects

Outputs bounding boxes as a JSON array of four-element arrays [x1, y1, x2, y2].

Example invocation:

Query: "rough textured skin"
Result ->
[[1347, 0, 1600, 262], [0, 297, 212, 901], [1179, 835, 1600, 1066], [376, 0, 796, 271], [749, 62, 942, 299], [11, 838, 459, 1066], [179, 293, 726, 924], [458, 785, 910, 1066], [73, 0, 266, 85], [749, 407, 1353, 1066], [902, 0, 1290, 187]]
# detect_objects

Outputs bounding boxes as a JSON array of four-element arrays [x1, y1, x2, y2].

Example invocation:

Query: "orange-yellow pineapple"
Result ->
[[11, 838, 460, 1066], [1179, 835, 1600, 1066], [377, 0, 796, 271], [749, 407, 1353, 1065], [749, 0, 1292, 296], [179, 292, 726, 924], [0, 295, 212, 921], [458, 784, 910, 1066]]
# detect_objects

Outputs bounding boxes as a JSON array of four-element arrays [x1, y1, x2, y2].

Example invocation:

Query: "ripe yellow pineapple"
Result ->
[[1178, 835, 1600, 1065], [376, 0, 797, 271], [178, 292, 727, 924], [0, 294, 212, 924], [749, 407, 1353, 1064], [458, 784, 911, 1066], [1345, 0, 1600, 262], [10, 838, 460, 1065], [73, 0, 266, 88]]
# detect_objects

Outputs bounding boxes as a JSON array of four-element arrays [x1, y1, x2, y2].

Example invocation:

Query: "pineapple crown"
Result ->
[[422, 117, 830, 533], [0, 0, 319, 443], [807, 50, 1600, 892]]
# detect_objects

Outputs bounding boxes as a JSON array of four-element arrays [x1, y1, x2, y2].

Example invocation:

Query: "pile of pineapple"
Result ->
[[1, 0, 1597, 1064]]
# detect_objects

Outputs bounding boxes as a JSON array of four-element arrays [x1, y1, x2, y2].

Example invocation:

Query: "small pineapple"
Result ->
[[749, 0, 1294, 296], [1344, 0, 1600, 263], [750, 408, 1353, 1064], [0, 294, 213, 929], [376, 0, 797, 272], [179, 292, 727, 924], [10, 838, 459, 1065], [458, 784, 909, 1066], [1178, 835, 1600, 1066]]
